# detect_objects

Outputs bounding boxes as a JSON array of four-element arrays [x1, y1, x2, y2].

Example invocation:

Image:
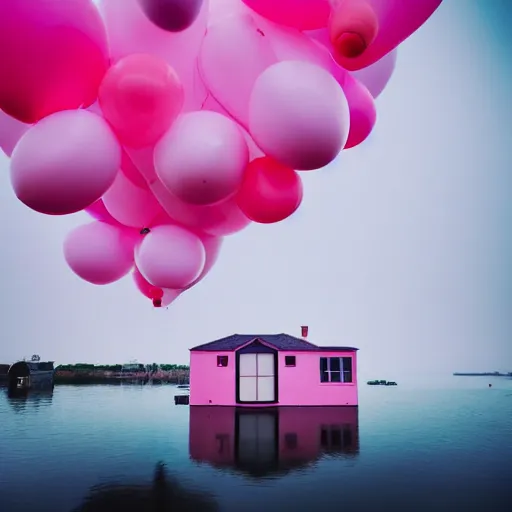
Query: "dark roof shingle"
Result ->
[[190, 334, 358, 352]]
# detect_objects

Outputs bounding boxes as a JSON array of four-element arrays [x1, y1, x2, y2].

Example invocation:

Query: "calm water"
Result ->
[[1, 375, 511, 512]]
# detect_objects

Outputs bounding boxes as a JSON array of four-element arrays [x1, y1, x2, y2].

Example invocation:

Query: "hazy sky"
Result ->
[[0, 0, 510, 377]]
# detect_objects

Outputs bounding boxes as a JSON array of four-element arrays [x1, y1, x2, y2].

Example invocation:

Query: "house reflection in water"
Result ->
[[189, 406, 359, 477]]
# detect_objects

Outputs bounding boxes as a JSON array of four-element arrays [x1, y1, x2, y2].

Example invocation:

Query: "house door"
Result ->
[[238, 353, 276, 402]]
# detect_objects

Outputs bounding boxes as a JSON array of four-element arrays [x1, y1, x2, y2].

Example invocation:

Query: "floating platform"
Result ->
[[174, 395, 190, 405]]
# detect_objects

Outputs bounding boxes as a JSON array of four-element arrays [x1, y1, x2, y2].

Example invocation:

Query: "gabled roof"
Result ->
[[190, 334, 358, 353]]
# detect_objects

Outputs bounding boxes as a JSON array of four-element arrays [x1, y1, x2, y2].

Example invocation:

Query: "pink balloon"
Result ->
[[328, 0, 442, 71], [249, 61, 350, 170], [137, 0, 204, 32], [236, 157, 303, 224], [135, 225, 205, 289], [85, 199, 118, 225], [10, 110, 121, 215], [0, 110, 29, 157], [241, 0, 331, 30], [103, 171, 165, 229], [199, 13, 278, 128], [152, 183, 251, 236], [351, 49, 397, 98], [99, 53, 184, 148], [120, 150, 148, 189], [184, 232, 223, 289], [133, 266, 182, 306], [99, 0, 209, 112], [64, 222, 138, 285], [154, 111, 249, 205], [0, 0, 109, 123], [342, 74, 376, 149]]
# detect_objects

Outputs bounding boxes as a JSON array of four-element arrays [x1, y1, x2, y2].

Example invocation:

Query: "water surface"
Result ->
[[0, 375, 510, 511]]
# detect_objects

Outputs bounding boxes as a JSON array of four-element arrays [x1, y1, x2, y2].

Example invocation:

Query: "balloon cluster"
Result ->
[[0, 0, 442, 308]]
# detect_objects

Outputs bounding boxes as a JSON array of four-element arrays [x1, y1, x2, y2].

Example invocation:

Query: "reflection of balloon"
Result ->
[[237, 158, 303, 224], [10, 110, 120, 215], [241, 0, 330, 30], [0, 0, 109, 123], [103, 171, 164, 229], [99, 53, 184, 148], [351, 49, 397, 98], [135, 225, 205, 289], [249, 61, 350, 170], [137, 0, 204, 32], [64, 222, 138, 285], [155, 111, 248, 205]]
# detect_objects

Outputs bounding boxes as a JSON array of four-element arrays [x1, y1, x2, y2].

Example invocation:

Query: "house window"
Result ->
[[285, 355, 296, 367], [217, 356, 228, 367], [320, 357, 352, 382]]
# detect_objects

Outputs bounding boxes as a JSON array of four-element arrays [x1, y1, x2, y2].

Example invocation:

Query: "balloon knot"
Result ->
[[153, 298, 162, 308], [334, 32, 368, 58], [140, 227, 151, 235]]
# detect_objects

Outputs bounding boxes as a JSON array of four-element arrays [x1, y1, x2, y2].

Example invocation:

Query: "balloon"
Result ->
[[343, 75, 376, 149], [0, 0, 109, 123], [135, 225, 205, 289], [249, 61, 350, 170], [98, 0, 209, 112], [137, 0, 204, 32], [64, 222, 138, 285], [99, 53, 184, 148], [351, 49, 397, 98], [0, 110, 29, 157], [184, 232, 223, 289], [120, 150, 148, 189], [154, 111, 249, 205], [103, 171, 165, 229], [10, 110, 121, 215], [199, 13, 278, 128], [151, 183, 251, 236], [133, 267, 182, 306], [329, 0, 379, 62], [241, 0, 331, 30], [327, 0, 442, 71], [85, 199, 118, 225], [236, 157, 303, 224]]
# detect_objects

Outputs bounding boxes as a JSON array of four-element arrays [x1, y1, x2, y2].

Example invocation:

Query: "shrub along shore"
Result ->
[[54, 363, 190, 385]]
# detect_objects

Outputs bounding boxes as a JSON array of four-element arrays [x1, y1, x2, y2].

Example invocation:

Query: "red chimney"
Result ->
[[301, 326, 308, 338]]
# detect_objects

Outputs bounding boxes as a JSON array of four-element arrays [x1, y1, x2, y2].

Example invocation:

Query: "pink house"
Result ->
[[189, 406, 359, 476], [189, 331, 358, 407]]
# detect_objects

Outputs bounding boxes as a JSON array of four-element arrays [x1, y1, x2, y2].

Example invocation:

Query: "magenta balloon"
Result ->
[[137, 0, 204, 32], [241, 0, 331, 30], [153, 183, 251, 236], [249, 61, 350, 170], [120, 150, 147, 189], [154, 111, 249, 206], [103, 171, 165, 229], [64, 222, 138, 285], [351, 49, 397, 98], [135, 225, 205, 289], [0, 0, 109, 124], [85, 199, 118, 225], [99, 0, 209, 112], [199, 13, 278, 128], [0, 110, 29, 157], [328, 0, 442, 71], [342, 74, 376, 150], [10, 110, 121, 215]]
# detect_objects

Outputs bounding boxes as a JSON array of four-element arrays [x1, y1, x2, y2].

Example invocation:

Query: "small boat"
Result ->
[[367, 380, 397, 386]]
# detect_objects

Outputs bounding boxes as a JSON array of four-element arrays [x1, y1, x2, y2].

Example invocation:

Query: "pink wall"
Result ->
[[189, 349, 358, 406], [189, 406, 359, 469]]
